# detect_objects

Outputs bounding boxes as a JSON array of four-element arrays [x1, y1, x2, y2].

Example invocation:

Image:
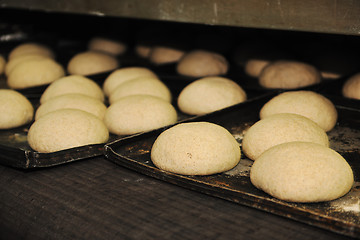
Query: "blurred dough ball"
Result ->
[[8, 42, 55, 60], [5, 54, 49, 76], [35, 93, 107, 120], [250, 141, 354, 203], [67, 51, 119, 76], [242, 113, 329, 161], [0, 54, 5, 75], [7, 58, 65, 89], [176, 50, 229, 78], [40, 75, 104, 104], [135, 44, 152, 58], [244, 59, 271, 78], [88, 37, 127, 56], [104, 95, 177, 135], [151, 122, 241, 175], [342, 73, 360, 100], [149, 46, 185, 65], [28, 109, 109, 153], [320, 71, 342, 80], [260, 91, 338, 132], [177, 76, 247, 115], [109, 77, 172, 104], [0, 89, 34, 129], [103, 67, 158, 97], [259, 60, 321, 89]]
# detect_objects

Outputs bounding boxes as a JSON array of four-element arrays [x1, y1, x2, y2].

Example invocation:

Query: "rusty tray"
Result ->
[[104, 93, 360, 238]]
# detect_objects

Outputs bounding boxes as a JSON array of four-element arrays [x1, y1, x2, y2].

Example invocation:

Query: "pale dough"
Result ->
[[242, 113, 329, 160], [0, 55, 5, 75], [8, 42, 55, 60], [5, 54, 49, 76], [28, 109, 109, 153], [35, 93, 107, 120], [260, 91, 338, 132], [67, 51, 119, 76], [88, 37, 127, 56], [177, 76, 247, 115], [244, 59, 271, 78], [149, 46, 185, 65], [176, 50, 229, 77], [342, 73, 360, 100], [104, 95, 177, 135], [259, 60, 322, 89], [250, 141, 354, 203], [108, 77, 172, 104], [40, 75, 105, 104], [7, 58, 65, 89], [0, 89, 34, 129], [151, 122, 241, 175], [135, 45, 152, 58]]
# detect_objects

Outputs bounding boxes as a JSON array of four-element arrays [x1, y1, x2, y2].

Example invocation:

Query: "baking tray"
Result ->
[[104, 93, 360, 238]]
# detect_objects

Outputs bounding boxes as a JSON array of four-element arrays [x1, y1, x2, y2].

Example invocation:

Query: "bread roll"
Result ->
[[0, 54, 5, 75], [8, 42, 54, 60], [250, 141, 354, 202], [242, 113, 329, 160], [28, 109, 109, 153], [5, 54, 49, 76], [40, 75, 104, 104], [342, 73, 360, 100], [88, 37, 127, 56], [67, 51, 119, 76], [260, 91, 338, 132], [135, 44, 152, 58], [151, 122, 241, 175], [244, 59, 271, 78], [0, 89, 34, 129], [149, 46, 185, 65]]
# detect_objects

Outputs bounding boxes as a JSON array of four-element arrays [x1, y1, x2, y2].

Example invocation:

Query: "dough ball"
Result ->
[[0, 89, 34, 129], [67, 51, 119, 76], [8, 42, 55, 60], [342, 73, 360, 100], [250, 141, 354, 203], [260, 91, 338, 132], [7, 58, 65, 89], [177, 76, 247, 115], [0, 54, 5, 75], [104, 95, 177, 135], [35, 93, 107, 120], [176, 50, 229, 78], [149, 46, 185, 65], [259, 60, 322, 89], [40, 75, 104, 104], [242, 113, 329, 160], [109, 77, 172, 104], [88, 37, 127, 56], [244, 59, 271, 78], [135, 44, 152, 58], [28, 109, 109, 153], [5, 54, 49, 76], [151, 122, 241, 175], [103, 67, 158, 96]]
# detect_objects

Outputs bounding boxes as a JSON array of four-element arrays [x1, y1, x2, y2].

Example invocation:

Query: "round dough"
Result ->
[[0, 89, 34, 129], [260, 91, 338, 132], [103, 67, 158, 97], [67, 51, 119, 76], [28, 109, 109, 153], [176, 50, 229, 77], [259, 60, 322, 89], [177, 76, 247, 115], [7, 58, 65, 89], [104, 95, 177, 135], [135, 44, 152, 58], [250, 141, 354, 203], [35, 93, 107, 120], [149, 46, 185, 65], [8, 42, 55, 60], [40, 75, 105, 104], [342, 73, 360, 100], [244, 59, 271, 78], [5, 54, 49, 76], [0, 54, 5, 75], [242, 113, 329, 161], [88, 37, 127, 56], [151, 122, 241, 175], [109, 77, 172, 104]]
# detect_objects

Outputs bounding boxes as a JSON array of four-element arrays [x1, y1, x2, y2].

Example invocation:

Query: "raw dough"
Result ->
[[149, 46, 185, 65], [8, 42, 55, 60], [135, 44, 152, 58], [260, 91, 338, 132], [104, 95, 177, 135], [67, 51, 119, 76], [176, 50, 229, 77], [151, 122, 241, 175], [342, 73, 360, 100], [40, 75, 105, 104], [28, 109, 109, 153], [5, 54, 49, 76], [177, 76, 247, 115], [35, 93, 107, 120], [0, 89, 34, 129], [88, 37, 127, 56], [250, 141, 354, 202], [0, 55, 5, 75], [242, 113, 329, 160], [244, 59, 271, 78]]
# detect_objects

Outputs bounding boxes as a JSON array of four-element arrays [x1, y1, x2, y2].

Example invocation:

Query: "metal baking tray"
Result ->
[[104, 93, 360, 238]]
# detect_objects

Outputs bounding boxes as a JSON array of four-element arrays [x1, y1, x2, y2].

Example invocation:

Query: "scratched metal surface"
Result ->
[[105, 94, 360, 238]]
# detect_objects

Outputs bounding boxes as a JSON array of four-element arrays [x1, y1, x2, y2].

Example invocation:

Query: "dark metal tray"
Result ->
[[104, 93, 360, 238]]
